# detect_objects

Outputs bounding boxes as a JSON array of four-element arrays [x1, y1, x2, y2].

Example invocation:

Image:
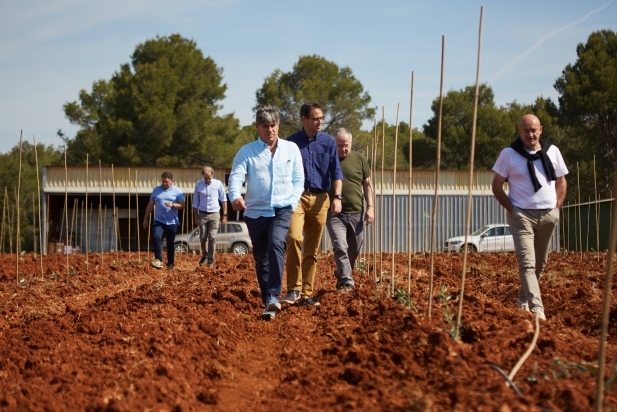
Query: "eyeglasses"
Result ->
[[310, 116, 325, 122]]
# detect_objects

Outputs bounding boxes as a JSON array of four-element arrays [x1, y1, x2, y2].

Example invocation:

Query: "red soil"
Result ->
[[0, 251, 616, 411]]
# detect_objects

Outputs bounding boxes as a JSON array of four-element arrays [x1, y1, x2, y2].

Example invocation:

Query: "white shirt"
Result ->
[[493, 145, 568, 209], [228, 137, 304, 219], [192, 178, 226, 212]]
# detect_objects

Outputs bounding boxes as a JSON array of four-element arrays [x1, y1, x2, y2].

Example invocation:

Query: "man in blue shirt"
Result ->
[[282, 102, 344, 307], [192, 166, 228, 267], [228, 106, 304, 320], [142, 172, 185, 270]]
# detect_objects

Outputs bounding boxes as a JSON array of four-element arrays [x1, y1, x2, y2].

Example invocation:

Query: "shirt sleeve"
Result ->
[[549, 146, 569, 178], [492, 148, 511, 179], [218, 181, 227, 202], [192, 181, 200, 209], [329, 141, 344, 182], [290, 144, 305, 208], [176, 190, 185, 202], [228, 147, 248, 202]]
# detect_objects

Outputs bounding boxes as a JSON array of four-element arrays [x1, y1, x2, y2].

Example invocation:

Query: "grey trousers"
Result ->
[[507, 206, 559, 311], [198, 211, 220, 264], [326, 211, 364, 288]]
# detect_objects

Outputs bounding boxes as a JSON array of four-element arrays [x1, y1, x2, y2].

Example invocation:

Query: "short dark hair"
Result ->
[[255, 106, 280, 125], [161, 171, 173, 180], [300, 102, 322, 119]]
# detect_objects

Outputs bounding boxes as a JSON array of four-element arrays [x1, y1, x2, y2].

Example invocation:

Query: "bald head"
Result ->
[[518, 114, 543, 151], [334, 128, 352, 159], [201, 166, 214, 183]]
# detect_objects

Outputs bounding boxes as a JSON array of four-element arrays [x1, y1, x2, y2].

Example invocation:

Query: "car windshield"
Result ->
[[470, 226, 490, 236]]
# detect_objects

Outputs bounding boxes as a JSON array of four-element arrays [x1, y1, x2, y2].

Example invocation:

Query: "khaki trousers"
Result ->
[[507, 206, 559, 311], [286, 192, 330, 298]]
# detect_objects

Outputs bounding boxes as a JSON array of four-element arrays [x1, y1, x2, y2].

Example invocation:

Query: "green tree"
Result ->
[[62, 34, 247, 168], [423, 84, 514, 170], [255, 55, 376, 138], [0, 142, 63, 252], [554, 29, 617, 199]]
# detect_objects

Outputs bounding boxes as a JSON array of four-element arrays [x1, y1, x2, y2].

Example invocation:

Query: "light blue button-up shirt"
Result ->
[[192, 178, 226, 212], [228, 137, 304, 219]]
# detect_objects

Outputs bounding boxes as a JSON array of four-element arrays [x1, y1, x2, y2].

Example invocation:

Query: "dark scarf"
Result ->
[[509, 138, 557, 192]]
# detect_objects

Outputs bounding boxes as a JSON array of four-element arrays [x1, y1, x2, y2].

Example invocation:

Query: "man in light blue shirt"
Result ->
[[142, 172, 185, 270], [228, 106, 304, 320], [192, 167, 228, 267]]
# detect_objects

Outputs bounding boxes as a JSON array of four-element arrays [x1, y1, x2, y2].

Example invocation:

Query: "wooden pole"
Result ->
[[16, 132, 23, 286], [9, 202, 13, 255], [70, 198, 77, 249], [372, 121, 378, 285], [391, 103, 400, 296], [128, 167, 131, 263], [428, 35, 446, 320], [379, 107, 385, 285], [33, 137, 44, 276], [64, 146, 69, 276], [111, 165, 118, 262], [594, 164, 617, 411], [594, 155, 599, 260], [99, 160, 103, 264], [85, 154, 89, 271], [1, 187, 6, 254], [103, 205, 107, 255], [577, 162, 582, 259], [407, 71, 414, 296], [456, 7, 483, 335], [32, 192, 35, 253], [136, 170, 141, 262]]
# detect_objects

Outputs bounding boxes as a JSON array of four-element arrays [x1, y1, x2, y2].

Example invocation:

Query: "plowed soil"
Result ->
[[0, 251, 616, 411]]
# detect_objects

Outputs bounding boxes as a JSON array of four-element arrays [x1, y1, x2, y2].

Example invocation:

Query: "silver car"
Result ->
[[171, 221, 253, 255]]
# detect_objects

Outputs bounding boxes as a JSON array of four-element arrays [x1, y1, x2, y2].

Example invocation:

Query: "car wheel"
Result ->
[[232, 243, 248, 255], [175, 243, 188, 253], [460, 244, 476, 253]]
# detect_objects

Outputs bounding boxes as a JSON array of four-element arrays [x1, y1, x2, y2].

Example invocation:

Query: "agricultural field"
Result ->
[[0, 251, 616, 411]]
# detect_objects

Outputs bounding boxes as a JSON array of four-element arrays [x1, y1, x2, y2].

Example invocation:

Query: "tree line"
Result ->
[[1, 30, 615, 251]]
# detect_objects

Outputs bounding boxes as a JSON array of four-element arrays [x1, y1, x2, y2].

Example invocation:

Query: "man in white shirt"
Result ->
[[228, 106, 304, 320], [492, 114, 568, 321], [193, 167, 227, 267]]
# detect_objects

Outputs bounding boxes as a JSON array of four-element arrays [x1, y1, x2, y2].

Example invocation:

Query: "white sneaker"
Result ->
[[531, 307, 546, 320], [151, 258, 163, 268], [517, 298, 530, 312]]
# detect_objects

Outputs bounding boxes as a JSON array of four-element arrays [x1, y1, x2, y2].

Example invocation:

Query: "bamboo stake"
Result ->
[[103, 205, 107, 255], [428, 35, 445, 320], [587, 197, 591, 252], [111, 165, 118, 262], [70, 198, 77, 249], [456, 7, 483, 334], [408, 71, 414, 296], [372, 121, 378, 284], [16, 132, 23, 286], [136, 170, 141, 262], [594, 166, 617, 411], [32, 193, 35, 253], [1, 187, 6, 253], [99, 160, 103, 264], [85, 154, 89, 271], [594, 155, 599, 260], [64, 146, 69, 276], [391, 103, 400, 297], [128, 167, 131, 263], [80, 200, 84, 253], [577, 162, 582, 259], [9, 202, 13, 255], [89, 203, 93, 256], [33, 137, 43, 276], [380, 107, 385, 286]]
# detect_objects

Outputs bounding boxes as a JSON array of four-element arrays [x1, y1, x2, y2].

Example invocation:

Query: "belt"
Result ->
[[304, 188, 326, 194], [199, 210, 218, 213]]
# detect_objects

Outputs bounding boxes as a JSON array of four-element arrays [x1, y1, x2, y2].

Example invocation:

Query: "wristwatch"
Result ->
[[334, 194, 342, 200]]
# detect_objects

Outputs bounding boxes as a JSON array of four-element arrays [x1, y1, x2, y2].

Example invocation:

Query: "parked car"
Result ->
[[168, 221, 252, 255], [444, 224, 514, 253]]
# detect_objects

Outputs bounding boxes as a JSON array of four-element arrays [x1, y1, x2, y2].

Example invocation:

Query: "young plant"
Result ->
[[393, 288, 416, 310]]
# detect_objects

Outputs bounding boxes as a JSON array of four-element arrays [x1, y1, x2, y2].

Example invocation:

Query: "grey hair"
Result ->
[[201, 166, 214, 176], [334, 127, 352, 141], [255, 106, 280, 125]]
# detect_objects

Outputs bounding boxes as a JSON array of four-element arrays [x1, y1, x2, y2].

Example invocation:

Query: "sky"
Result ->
[[1, 0, 615, 153]]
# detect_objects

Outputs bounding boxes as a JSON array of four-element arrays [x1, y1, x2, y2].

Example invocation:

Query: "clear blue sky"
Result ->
[[1, 0, 615, 153]]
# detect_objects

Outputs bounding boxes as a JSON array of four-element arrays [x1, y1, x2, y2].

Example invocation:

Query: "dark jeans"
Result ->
[[244, 206, 292, 304], [153, 221, 178, 265]]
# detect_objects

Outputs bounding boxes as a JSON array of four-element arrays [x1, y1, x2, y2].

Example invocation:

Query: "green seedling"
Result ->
[[393, 288, 416, 310]]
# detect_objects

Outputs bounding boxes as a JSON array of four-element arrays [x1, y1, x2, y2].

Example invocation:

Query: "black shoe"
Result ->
[[207, 261, 215, 268], [199, 257, 207, 266], [167, 264, 175, 270], [337, 284, 354, 294], [298, 297, 320, 307]]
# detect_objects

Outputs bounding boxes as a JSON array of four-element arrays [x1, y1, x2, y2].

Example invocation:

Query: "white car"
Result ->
[[167, 221, 253, 255], [444, 224, 514, 253]]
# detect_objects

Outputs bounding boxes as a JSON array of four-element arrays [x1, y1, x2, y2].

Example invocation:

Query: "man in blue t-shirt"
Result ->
[[142, 172, 185, 269]]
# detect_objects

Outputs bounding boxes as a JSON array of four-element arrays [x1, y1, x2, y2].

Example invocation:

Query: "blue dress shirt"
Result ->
[[192, 178, 226, 212], [286, 129, 343, 192], [228, 137, 304, 219]]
